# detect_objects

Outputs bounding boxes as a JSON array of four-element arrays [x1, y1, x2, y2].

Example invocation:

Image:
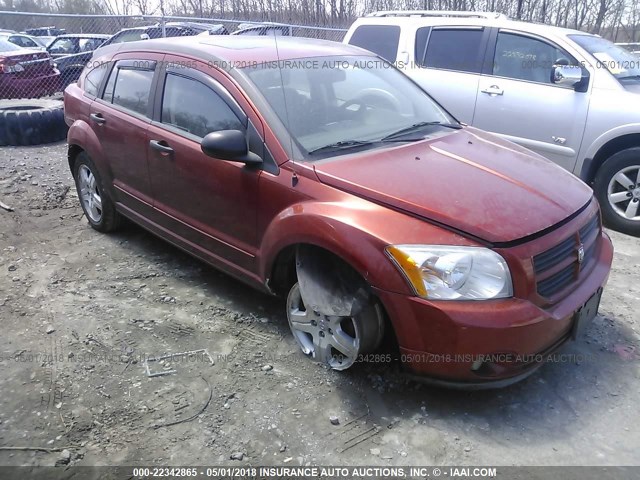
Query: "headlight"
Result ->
[[386, 245, 513, 300]]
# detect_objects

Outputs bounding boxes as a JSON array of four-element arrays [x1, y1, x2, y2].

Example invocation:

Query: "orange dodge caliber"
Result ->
[[64, 36, 614, 388]]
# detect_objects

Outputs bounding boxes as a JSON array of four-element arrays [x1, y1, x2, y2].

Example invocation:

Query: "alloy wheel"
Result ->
[[286, 283, 382, 370], [78, 164, 103, 223]]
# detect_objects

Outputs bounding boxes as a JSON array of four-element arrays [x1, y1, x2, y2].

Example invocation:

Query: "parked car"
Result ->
[[47, 34, 108, 59], [24, 26, 66, 37], [47, 34, 109, 87], [0, 32, 45, 50], [64, 36, 613, 388], [232, 23, 292, 36], [164, 21, 228, 35], [99, 23, 210, 48], [345, 10, 640, 236], [0, 38, 60, 99]]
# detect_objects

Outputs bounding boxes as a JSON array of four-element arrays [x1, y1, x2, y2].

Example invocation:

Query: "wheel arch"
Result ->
[[67, 120, 112, 185], [270, 241, 400, 355], [259, 207, 411, 298], [582, 133, 640, 184]]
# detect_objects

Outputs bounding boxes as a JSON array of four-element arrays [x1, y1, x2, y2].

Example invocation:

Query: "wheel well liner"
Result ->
[[68, 144, 84, 172]]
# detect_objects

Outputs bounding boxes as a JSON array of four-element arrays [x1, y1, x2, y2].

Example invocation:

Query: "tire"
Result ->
[[0, 99, 68, 147], [593, 148, 640, 236], [72, 152, 122, 233], [286, 282, 384, 371]]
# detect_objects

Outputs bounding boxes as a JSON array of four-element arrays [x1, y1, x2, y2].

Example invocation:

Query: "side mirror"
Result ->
[[201, 130, 262, 165], [551, 64, 583, 87]]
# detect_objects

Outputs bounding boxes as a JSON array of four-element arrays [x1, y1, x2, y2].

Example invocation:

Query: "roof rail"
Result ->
[[367, 10, 508, 20]]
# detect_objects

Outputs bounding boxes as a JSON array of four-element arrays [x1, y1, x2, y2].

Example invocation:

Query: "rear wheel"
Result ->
[[73, 153, 122, 233], [594, 148, 640, 236], [286, 282, 384, 370]]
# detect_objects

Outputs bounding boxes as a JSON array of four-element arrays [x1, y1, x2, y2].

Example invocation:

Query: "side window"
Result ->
[[493, 32, 575, 84], [103, 64, 154, 116], [161, 73, 243, 138], [23, 37, 39, 48], [348, 25, 400, 62], [423, 28, 485, 73], [110, 30, 145, 44], [49, 38, 77, 55], [11, 36, 36, 48], [80, 38, 103, 52], [83, 62, 110, 97]]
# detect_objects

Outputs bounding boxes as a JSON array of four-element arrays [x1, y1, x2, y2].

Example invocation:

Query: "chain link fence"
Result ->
[[0, 11, 347, 101]]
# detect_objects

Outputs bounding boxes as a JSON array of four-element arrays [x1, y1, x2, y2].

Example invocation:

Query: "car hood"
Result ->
[[313, 127, 593, 244]]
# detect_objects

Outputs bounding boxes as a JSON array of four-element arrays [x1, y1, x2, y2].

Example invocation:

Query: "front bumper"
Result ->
[[374, 231, 614, 387]]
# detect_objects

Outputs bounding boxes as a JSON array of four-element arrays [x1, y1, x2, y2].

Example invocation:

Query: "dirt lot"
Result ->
[[0, 142, 639, 468]]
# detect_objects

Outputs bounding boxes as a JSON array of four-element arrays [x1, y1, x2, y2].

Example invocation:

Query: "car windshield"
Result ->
[[242, 55, 455, 158], [570, 34, 640, 82], [0, 37, 21, 52]]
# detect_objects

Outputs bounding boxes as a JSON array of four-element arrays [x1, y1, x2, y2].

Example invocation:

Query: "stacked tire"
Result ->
[[0, 99, 68, 146]]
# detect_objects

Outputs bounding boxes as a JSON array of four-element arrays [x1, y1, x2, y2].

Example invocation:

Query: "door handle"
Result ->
[[89, 113, 106, 125], [149, 140, 174, 154], [481, 85, 504, 96]]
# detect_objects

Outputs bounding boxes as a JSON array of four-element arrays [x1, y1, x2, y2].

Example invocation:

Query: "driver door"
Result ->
[[472, 30, 591, 171]]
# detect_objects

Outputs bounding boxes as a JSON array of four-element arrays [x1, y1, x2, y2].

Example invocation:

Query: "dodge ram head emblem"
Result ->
[[577, 243, 585, 264]]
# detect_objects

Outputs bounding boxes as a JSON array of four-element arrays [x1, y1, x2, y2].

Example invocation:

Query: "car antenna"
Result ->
[[271, 29, 298, 185]]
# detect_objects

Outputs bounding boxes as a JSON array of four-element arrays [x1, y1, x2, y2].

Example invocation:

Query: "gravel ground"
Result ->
[[0, 142, 638, 468]]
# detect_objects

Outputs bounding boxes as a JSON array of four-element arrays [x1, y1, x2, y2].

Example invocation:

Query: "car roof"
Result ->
[[54, 33, 110, 39], [97, 35, 373, 64], [353, 14, 596, 41]]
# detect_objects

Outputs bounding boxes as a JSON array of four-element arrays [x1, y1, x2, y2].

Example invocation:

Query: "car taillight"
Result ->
[[0, 59, 25, 74]]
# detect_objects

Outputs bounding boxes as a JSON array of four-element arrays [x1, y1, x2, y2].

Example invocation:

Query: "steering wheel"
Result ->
[[340, 88, 401, 116]]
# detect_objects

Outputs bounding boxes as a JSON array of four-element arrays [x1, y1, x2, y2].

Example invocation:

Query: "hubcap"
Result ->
[[286, 283, 362, 371], [78, 164, 103, 223], [607, 165, 640, 221]]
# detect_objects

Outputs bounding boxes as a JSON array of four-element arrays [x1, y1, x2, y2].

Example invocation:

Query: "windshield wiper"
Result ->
[[380, 121, 462, 142], [617, 74, 640, 81], [308, 140, 375, 155]]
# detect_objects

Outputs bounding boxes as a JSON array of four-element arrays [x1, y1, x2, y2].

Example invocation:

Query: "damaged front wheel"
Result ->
[[286, 282, 384, 371]]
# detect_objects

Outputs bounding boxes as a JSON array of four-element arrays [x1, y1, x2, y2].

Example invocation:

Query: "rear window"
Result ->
[[348, 25, 400, 62], [423, 28, 485, 73]]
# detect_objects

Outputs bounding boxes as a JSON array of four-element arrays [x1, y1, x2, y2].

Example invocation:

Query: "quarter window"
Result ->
[[348, 25, 400, 62], [84, 62, 109, 97], [493, 32, 575, 84], [422, 28, 485, 73], [161, 73, 243, 138]]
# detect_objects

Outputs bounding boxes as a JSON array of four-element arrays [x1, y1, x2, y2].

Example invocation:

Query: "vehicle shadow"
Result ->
[[108, 221, 638, 452]]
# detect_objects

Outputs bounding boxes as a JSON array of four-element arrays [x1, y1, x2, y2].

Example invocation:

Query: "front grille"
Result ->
[[533, 213, 600, 298]]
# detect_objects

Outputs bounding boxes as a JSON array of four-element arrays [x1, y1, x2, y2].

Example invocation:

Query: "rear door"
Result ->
[[472, 29, 590, 171], [89, 53, 163, 215], [409, 26, 489, 123]]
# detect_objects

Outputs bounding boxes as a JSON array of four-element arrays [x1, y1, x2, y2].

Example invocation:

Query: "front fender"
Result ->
[[258, 198, 474, 295]]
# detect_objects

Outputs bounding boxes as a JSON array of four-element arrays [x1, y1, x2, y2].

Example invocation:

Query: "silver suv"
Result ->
[[345, 11, 640, 236]]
